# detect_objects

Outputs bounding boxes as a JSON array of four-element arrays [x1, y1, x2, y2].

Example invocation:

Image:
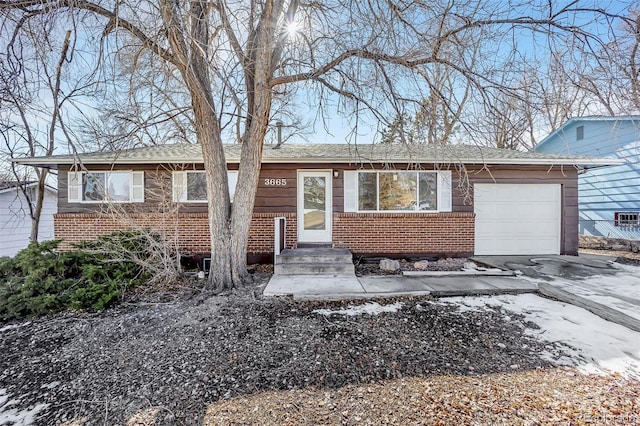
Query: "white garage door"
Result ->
[[474, 184, 561, 255]]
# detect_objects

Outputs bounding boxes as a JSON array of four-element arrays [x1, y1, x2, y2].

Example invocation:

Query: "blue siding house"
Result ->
[[535, 116, 640, 240]]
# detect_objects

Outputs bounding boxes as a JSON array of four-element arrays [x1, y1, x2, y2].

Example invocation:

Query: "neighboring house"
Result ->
[[14, 143, 615, 262], [535, 116, 640, 240], [0, 181, 58, 257]]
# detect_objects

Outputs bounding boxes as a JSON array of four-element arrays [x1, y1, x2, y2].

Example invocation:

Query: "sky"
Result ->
[[1, 0, 638, 174]]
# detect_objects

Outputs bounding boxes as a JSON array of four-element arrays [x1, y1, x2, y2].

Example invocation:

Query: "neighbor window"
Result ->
[[615, 212, 639, 227], [576, 125, 584, 141], [173, 170, 238, 202], [356, 171, 439, 212], [67, 170, 144, 203]]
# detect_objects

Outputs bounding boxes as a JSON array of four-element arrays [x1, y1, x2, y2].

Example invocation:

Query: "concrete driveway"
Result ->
[[472, 254, 640, 332]]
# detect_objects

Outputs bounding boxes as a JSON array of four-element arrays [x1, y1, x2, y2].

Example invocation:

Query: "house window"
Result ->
[[356, 171, 440, 212], [186, 172, 207, 201], [67, 171, 144, 203], [576, 125, 584, 141], [615, 212, 639, 227], [173, 170, 238, 203]]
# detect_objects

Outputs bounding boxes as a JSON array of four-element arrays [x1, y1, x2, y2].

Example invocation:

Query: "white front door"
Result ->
[[297, 171, 332, 243]]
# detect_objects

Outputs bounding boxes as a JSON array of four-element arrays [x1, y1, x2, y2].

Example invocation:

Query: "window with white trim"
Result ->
[[615, 212, 639, 227], [172, 170, 238, 202], [67, 171, 144, 203], [343, 170, 452, 212]]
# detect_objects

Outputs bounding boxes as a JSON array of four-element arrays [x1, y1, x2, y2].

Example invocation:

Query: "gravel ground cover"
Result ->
[[1, 272, 638, 425]]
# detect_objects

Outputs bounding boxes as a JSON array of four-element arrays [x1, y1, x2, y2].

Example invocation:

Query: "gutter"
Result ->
[[13, 157, 623, 168]]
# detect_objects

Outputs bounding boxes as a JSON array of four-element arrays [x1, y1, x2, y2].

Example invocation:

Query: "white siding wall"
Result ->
[[535, 119, 640, 239], [0, 188, 57, 257]]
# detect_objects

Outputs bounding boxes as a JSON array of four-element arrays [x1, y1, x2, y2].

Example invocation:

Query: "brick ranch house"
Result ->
[[15, 143, 615, 263]]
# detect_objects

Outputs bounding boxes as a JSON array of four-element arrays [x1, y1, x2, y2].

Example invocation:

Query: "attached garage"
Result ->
[[474, 183, 561, 255]]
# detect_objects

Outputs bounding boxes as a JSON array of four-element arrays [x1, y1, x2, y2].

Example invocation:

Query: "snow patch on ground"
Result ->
[[0, 389, 48, 426], [520, 261, 640, 320], [39, 382, 59, 391], [568, 264, 640, 319], [443, 294, 640, 378], [0, 323, 29, 333], [314, 302, 404, 316]]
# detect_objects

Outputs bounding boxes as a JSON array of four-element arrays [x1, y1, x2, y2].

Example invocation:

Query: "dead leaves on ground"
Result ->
[[203, 367, 639, 425]]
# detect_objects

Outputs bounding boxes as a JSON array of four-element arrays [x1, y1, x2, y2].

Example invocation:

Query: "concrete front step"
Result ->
[[274, 247, 355, 275], [276, 247, 352, 264], [274, 262, 356, 275]]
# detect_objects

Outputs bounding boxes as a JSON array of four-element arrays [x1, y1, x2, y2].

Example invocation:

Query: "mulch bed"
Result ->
[[355, 257, 468, 276], [1, 275, 638, 425]]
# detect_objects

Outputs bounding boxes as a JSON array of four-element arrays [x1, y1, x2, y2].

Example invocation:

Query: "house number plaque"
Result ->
[[264, 178, 287, 186]]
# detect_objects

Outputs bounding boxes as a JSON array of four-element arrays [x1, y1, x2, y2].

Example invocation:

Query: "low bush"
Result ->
[[0, 231, 155, 321]]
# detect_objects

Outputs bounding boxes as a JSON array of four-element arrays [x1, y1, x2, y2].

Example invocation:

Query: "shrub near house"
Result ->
[[0, 231, 159, 321]]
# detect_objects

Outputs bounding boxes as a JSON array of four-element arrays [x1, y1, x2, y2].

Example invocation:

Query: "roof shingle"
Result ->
[[13, 143, 621, 169]]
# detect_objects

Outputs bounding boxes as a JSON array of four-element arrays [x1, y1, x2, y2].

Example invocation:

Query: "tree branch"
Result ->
[[1, 0, 179, 68]]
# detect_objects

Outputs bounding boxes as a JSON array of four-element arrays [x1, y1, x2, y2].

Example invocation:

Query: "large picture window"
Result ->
[[68, 171, 144, 203], [173, 170, 238, 202], [344, 170, 451, 213], [357, 171, 438, 212]]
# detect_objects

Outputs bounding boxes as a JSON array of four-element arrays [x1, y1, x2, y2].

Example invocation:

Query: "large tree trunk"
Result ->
[[161, 0, 238, 292], [190, 86, 237, 293], [199, 127, 233, 292], [229, 3, 279, 286], [230, 104, 270, 285]]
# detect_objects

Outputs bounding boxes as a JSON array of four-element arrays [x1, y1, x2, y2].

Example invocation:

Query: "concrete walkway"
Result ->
[[263, 253, 640, 332], [263, 273, 537, 300]]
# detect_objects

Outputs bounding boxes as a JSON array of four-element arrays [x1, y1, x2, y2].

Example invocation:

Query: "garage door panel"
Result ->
[[474, 184, 561, 255]]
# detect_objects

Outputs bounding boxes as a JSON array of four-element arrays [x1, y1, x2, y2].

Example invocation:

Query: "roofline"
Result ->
[[536, 115, 640, 150], [13, 156, 623, 168], [0, 182, 57, 195]]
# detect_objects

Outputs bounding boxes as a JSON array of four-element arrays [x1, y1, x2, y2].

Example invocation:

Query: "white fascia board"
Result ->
[[259, 157, 624, 166], [14, 155, 623, 167]]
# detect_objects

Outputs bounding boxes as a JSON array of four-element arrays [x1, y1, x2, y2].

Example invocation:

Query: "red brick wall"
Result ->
[[54, 212, 298, 256], [247, 213, 297, 253], [54, 212, 473, 258], [333, 212, 475, 257]]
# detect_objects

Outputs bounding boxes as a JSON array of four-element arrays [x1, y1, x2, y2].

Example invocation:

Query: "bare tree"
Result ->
[[0, 0, 625, 291], [0, 27, 74, 241], [576, 8, 640, 115], [380, 52, 476, 146]]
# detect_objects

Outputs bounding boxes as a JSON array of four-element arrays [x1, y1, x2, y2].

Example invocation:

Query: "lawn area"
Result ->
[[1, 280, 638, 425]]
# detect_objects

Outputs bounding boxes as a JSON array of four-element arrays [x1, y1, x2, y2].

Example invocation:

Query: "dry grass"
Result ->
[[203, 368, 640, 425]]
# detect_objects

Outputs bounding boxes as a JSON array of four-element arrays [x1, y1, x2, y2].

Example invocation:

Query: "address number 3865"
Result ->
[[264, 178, 287, 186]]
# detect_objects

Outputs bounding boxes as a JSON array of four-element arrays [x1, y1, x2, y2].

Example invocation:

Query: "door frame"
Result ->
[[297, 170, 333, 243]]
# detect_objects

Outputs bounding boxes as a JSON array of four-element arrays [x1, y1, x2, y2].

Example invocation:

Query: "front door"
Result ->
[[297, 170, 332, 243]]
